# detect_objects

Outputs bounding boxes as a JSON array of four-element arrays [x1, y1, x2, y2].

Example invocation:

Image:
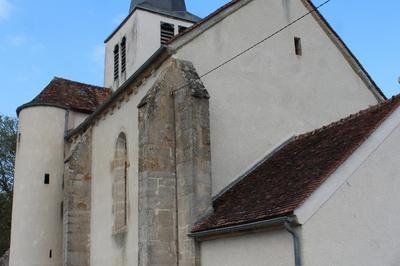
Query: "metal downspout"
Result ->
[[284, 222, 302, 266]]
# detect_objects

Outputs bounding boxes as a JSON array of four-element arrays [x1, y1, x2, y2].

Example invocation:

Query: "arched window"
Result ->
[[112, 132, 128, 234], [113, 44, 120, 81], [121, 37, 127, 74]]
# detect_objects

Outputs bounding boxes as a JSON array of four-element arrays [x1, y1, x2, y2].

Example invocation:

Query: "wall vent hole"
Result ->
[[44, 174, 50, 185], [294, 37, 302, 56]]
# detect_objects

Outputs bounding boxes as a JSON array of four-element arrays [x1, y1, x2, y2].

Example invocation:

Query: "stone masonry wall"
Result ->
[[63, 130, 92, 266], [138, 61, 179, 266], [138, 59, 212, 266], [173, 62, 212, 266]]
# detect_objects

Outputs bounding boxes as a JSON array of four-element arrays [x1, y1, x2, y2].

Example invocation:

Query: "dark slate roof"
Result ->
[[130, 0, 200, 22], [192, 95, 400, 233], [17, 77, 113, 115], [130, 0, 187, 12]]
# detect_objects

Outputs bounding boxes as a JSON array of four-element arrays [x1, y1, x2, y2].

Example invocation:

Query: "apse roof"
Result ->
[[16, 77, 112, 115]]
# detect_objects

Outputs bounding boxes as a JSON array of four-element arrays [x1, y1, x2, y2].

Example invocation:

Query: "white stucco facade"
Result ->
[[90, 64, 162, 266], [104, 9, 193, 89], [300, 108, 400, 266], [174, 0, 381, 196], [200, 230, 294, 266], [67, 111, 89, 131], [10, 107, 66, 266]]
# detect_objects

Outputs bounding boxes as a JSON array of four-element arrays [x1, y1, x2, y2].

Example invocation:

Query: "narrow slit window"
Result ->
[[49, 249, 52, 258], [178, 26, 187, 34], [121, 37, 127, 74], [114, 44, 120, 80], [44, 174, 50, 185], [160, 22, 175, 45], [294, 37, 302, 56], [17, 133, 21, 150]]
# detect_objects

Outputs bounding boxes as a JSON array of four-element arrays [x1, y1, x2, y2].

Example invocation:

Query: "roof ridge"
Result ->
[[53, 76, 107, 90], [295, 95, 400, 141]]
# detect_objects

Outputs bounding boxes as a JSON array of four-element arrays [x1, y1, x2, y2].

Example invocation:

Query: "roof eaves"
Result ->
[[16, 102, 96, 117], [189, 215, 297, 239]]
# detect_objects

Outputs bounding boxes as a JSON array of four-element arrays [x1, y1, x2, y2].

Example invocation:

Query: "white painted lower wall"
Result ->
[[200, 230, 294, 266], [90, 67, 158, 266], [301, 121, 400, 265], [10, 107, 66, 266]]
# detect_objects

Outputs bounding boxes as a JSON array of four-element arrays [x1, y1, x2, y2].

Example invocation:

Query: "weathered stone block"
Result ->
[[63, 130, 92, 266]]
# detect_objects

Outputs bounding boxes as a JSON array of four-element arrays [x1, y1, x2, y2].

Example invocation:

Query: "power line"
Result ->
[[172, 0, 332, 94]]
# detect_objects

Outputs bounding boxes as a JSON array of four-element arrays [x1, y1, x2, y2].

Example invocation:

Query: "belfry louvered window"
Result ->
[[160, 22, 175, 45], [114, 44, 120, 80], [121, 37, 127, 74]]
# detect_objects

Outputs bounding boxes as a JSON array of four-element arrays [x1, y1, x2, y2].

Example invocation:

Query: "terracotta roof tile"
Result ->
[[193, 95, 400, 233], [17, 77, 112, 115]]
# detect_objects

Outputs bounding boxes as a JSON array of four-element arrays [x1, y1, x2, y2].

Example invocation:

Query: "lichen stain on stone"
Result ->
[[77, 202, 87, 209]]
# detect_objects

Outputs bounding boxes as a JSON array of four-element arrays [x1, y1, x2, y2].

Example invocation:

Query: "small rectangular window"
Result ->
[[178, 26, 187, 34], [49, 249, 52, 258], [44, 174, 50, 185], [294, 37, 302, 56], [161, 22, 175, 45]]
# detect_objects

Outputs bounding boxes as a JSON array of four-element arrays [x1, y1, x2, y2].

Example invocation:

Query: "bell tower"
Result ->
[[104, 0, 200, 89]]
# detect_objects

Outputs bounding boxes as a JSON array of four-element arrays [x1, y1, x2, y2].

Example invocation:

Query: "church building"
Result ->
[[9, 0, 400, 265]]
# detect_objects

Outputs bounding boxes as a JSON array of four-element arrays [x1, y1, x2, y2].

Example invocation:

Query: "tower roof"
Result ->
[[17, 77, 112, 115], [129, 0, 200, 22]]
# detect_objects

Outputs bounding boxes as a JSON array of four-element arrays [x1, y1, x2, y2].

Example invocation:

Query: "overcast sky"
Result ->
[[0, 0, 399, 117]]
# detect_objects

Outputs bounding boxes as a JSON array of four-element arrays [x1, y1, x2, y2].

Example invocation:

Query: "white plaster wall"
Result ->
[[200, 230, 293, 266], [67, 111, 88, 130], [9, 107, 66, 266], [174, 0, 381, 195], [301, 122, 400, 266], [90, 68, 160, 265], [104, 9, 193, 89]]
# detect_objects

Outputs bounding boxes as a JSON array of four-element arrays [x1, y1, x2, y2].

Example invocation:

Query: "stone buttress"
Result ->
[[138, 59, 212, 266], [63, 130, 93, 266]]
